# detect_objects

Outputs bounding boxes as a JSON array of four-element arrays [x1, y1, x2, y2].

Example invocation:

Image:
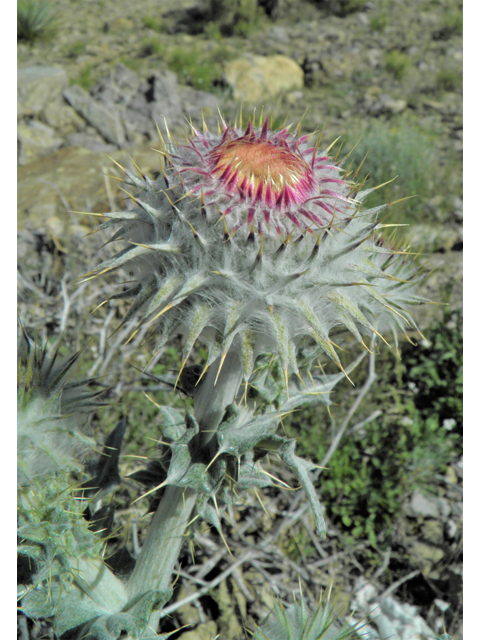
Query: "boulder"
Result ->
[[224, 54, 304, 103], [63, 84, 127, 146], [17, 66, 68, 118]]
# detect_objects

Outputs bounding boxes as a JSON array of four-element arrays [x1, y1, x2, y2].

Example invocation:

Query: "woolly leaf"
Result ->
[[84, 588, 172, 640], [278, 440, 326, 539], [216, 407, 280, 459], [159, 406, 186, 441]]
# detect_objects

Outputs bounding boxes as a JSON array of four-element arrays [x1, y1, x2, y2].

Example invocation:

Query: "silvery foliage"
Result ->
[[86, 120, 426, 388]]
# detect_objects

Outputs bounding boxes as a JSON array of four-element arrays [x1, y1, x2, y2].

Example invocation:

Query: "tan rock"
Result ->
[[410, 540, 445, 574], [17, 143, 162, 232], [224, 54, 304, 103]]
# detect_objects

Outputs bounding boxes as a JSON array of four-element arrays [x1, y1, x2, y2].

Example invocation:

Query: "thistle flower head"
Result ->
[[17, 325, 101, 484], [174, 115, 354, 239], [87, 113, 426, 388]]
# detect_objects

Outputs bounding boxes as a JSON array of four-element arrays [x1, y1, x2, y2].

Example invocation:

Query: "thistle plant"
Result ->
[[18, 111, 427, 639]]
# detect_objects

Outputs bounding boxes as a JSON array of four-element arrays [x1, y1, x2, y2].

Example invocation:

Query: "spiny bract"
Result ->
[[17, 325, 102, 485], [85, 112, 426, 387]]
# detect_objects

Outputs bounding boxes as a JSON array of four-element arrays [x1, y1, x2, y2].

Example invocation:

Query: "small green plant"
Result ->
[[251, 590, 362, 640], [138, 37, 162, 58], [384, 50, 412, 80], [436, 67, 463, 92], [310, 0, 367, 17], [17, 0, 58, 43], [142, 15, 165, 33], [207, 0, 266, 36], [75, 64, 96, 91], [164, 43, 234, 92], [370, 12, 390, 32]]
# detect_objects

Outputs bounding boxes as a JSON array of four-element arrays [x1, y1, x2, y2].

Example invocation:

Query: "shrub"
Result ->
[[208, 0, 266, 36], [138, 37, 162, 58], [433, 8, 463, 39]]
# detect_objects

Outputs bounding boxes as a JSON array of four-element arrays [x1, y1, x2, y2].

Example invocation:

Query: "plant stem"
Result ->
[[126, 351, 244, 634], [127, 485, 197, 600]]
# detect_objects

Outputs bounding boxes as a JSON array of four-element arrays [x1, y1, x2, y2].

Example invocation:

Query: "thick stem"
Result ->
[[127, 486, 197, 600], [126, 351, 244, 635], [194, 350, 244, 446]]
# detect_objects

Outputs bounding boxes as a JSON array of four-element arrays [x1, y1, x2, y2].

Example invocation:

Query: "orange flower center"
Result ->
[[212, 140, 312, 201]]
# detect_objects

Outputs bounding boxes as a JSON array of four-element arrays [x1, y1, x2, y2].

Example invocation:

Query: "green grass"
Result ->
[[74, 64, 96, 91], [163, 43, 235, 92], [17, 0, 58, 43], [342, 118, 459, 226], [65, 40, 88, 59]]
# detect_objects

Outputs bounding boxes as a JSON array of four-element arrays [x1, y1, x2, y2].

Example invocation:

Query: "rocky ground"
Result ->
[[17, 0, 462, 638]]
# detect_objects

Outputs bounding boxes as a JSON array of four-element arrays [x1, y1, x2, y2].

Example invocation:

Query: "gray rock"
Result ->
[[179, 86, 219, 117], [17, 66, 68, 118], [144, 71, 184, 128], [453, 197, 463, 220], [17, 120, 63, 166], [445, 519, 458, 539], [65, 131, 117, 153], [63, 84, 127, 146], [123, 108, 156, 139], [90, 63, 143, 107], [350, 579, 438, 640], [406, 488, 451, 519], [268, 26, 290, 44], [381, 95, 408, 114]]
